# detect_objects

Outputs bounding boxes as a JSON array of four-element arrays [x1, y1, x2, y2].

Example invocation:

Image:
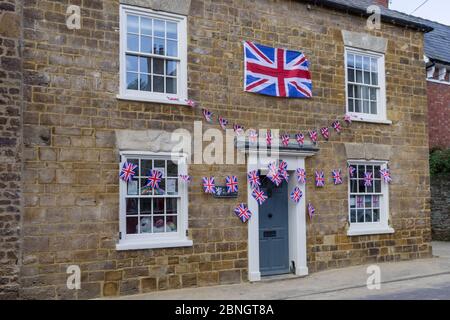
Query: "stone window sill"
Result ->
[[116, 94, 191, 106], [347, 225, 395, 237], [116, 238, 193, 251], [349, 117, 393, 125]]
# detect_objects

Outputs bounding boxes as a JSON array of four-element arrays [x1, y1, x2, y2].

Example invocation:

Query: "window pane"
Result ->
[[126, 198, 138, 215], [166, 61, 177, 76], [166, 198, 177, 214], [153, 198, 164, 215], [371, 58, 378, 72], [167, 22, 178, 39], [363, 57, 370, 71], [358, 178, 365, 193], [127, 178, 138, 195], [141, 160, 152, 176], [154, 160, 165, 171], [154, 19, 165, 37], [373, 196, 380, 208], [374, 166, 381, 178], [365, 209, 373, 222], [126, 55, 138, 72], [153, 37, 165, 55], [370, 102, 377, 115], [167, 40, 178, 57], [365, 195, 372, 208], [350, 196, 356, 208], [155, 179, 165, 195], [167, 160, 178, 176], [127, 72, 138, 90], [362, 86, 369, 100], [140, 199, 152, 215], [372, 72, 378, 85], [370, 88, 377, 101], [363, 100, 370, 114], [350, 179, 357, 193], [375, 180, 381, 193], [153, 216, 165, 233], [348, 68, 355, 82], [153, 58, 164, 75], [347, 53, 355, 68], [140, 35, 152, 53], [140, 74, 151, 91], [348, 98, 354, 112], [140, 217, 152, 233], [356, 195, 364, 208], [356, 55, 362, 69], [357, 209, 365, 223], [364, 71, 371, 84], [166, 77, 176, 94], [354, 99, 361, 113], [350, 210, 357, 223], [139, 57, 151, 74], [141, 178, 152, 195], [153, 76, 164, 92], [141, 17, 152, 35], [126, 217, 138, 234], [127, 34, 139, 51], [166, 178, 178, 195], [348, 84, 354, 97], [127, 15, 139, 33], [358, 165, 365, 179], [373, 209, 380, 222], [166, 216, 177, 232], [355, 86, 361, 99], [356, 70, 363, 83]]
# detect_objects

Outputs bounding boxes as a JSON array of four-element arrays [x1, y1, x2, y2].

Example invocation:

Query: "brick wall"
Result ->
[[431, 174, 450, 240], [427, 80, 450, 149], [0, 0, 22, 300], [18, 0, 432, 299]]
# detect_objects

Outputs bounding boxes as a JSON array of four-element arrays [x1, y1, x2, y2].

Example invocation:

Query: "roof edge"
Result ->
[[301, 0, 434, 33]]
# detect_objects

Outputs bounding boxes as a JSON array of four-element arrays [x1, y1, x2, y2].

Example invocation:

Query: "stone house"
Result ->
[[0, 0, 435, 299]]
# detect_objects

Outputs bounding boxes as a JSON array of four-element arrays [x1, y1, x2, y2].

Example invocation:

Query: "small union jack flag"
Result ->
[[202, 109, 213, 122], [218, 116, 228, 130], [185, 99, 196, 107], [267, 162, 278, 177], [296, 168, 306, 184], [320, 127, 330, 140], [278, 160, 289, 182], [278, 160, 288, 171], [120, 161, 138, 182], [344, 114, 352, 125], [290, 187, 303, 204], [332, 169, 343, 185], [147, 169, 163, 189], [280, 169, 289, 182], [252, 188, 267, 205], [348, 166, 356, 178], [179, 174, 191, 183], [248, 129, 258, 144], [307, 203, 315, 220], [295, 132, 304, 146], [233, 124, 244, 135], [268, 170, 282, 186], [247, 170, 260, 189], [332, 121, 342, 134], [202, 176, 216, 194], [266, 130, 272, 146], [309, 130, 318, 144], [356, 195, 364, 208], [225, 175, 239, 193], [364, 172, 373, 187], [234, 203, 252, 223], [315, 170, 325, 187], [281, 134, 290, 147], [380, 168, 392, 184]]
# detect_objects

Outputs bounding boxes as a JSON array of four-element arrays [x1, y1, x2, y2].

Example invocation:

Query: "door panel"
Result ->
[[259, 176, 290, 276]]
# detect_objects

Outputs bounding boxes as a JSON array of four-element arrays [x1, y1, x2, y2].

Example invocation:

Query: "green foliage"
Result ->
[[430, 149, 450, 176]]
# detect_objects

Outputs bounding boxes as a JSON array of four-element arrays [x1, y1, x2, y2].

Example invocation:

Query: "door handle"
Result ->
[[268, 213, 273, 219]]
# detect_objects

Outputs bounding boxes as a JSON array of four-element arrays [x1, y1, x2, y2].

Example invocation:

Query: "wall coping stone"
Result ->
[[344, 143, 392, 160], [342, 30, 388, 53], [120, 0, 191, 15]]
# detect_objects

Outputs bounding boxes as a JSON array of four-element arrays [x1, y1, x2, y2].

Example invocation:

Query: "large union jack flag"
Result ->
[[244, 41, 312, 98]]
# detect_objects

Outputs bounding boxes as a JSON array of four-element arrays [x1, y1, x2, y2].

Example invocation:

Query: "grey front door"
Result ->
[[259, 176, 290, 276]]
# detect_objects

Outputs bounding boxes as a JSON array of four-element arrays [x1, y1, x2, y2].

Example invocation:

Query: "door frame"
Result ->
[[247, 149, 317, 281]]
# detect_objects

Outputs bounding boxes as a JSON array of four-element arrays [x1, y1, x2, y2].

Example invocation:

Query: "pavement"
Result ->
[[109, 241, 450, 300]]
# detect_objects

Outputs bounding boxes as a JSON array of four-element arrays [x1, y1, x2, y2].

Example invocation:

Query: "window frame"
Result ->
[[344, 47, 389, 124], [118, 5, 188, 105], [117, 151, 192, 250], [347, 160, 394, 236]]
